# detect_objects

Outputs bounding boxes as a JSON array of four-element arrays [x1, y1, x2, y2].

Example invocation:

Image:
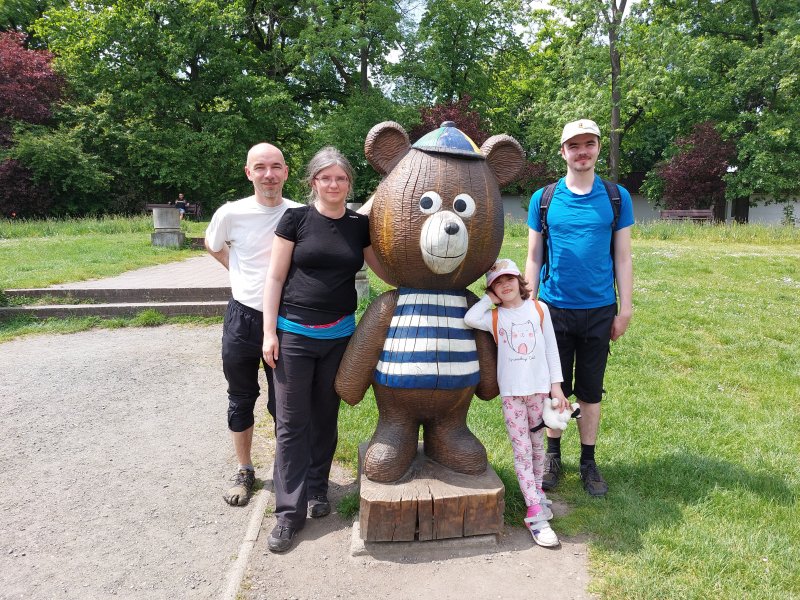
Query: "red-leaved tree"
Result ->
[[658, 122, 736, 213], [0, 31, 63, 217], [409, 95, 550, 196], [0, 31, 63, 123], [512, 160, 558, 198], [408, 95, 491, 146]]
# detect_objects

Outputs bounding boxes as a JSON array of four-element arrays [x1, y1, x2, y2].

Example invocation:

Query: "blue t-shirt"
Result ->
[[527, 175, 634, 309]]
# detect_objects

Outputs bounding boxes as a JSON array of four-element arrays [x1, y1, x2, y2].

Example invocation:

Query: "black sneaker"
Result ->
[[541, 453, 562, 491], [308, 494, 331, 518], [223, 468, 255, 507], [267, 524, 298, 553], [580, 461, 608, 497]]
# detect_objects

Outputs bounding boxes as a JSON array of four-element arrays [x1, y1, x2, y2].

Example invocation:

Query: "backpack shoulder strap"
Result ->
[[539, 183, 557, 235], [601, 179, 621, 231], [540, 183, 557, 216], [532, 299, 544, 328], [539, 182, 558, 282], [491, 307, 499, 344], [601, 179, 622, 263]]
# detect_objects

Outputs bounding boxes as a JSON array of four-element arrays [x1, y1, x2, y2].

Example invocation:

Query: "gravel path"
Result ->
[[0, 325, 270, 600], [0, 324, 592, 600]]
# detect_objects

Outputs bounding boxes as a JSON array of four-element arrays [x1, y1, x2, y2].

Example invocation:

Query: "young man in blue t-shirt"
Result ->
[[525, 119, 634, 497]]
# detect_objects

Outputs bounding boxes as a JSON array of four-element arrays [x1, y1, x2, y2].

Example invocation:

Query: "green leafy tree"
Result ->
[[26, 0, 413, 214], [512, 6, 620, 177], [10, 125, 113, 214], [632, 0, 800, 203], [298, 0, 404, 94], [34, 0, 305, 213], [0, 0, 67, 46], [544, 0, 631, 181], [391, 0, 527, 113], [304, 90, 417, 203]]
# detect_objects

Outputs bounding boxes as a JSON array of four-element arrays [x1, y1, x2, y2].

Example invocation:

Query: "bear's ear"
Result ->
[[365, 121, 411, 175], [481, 135, 526, 187]]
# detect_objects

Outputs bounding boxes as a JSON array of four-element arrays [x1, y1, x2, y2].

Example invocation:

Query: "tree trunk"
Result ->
[[732, 196, 750, 223], [360, 45, 370, 92], [607, 1, 625, 183]]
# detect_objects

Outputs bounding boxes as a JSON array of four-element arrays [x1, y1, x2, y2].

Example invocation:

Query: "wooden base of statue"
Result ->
[[357, 443, 505, 542]]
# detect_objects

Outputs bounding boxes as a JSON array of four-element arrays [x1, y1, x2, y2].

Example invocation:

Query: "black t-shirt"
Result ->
[[275, 205, 370, 324]]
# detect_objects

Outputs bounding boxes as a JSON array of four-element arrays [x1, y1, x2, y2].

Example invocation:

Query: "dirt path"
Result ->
[[0, 325, 592, 600], [243, 461, 593, 600]]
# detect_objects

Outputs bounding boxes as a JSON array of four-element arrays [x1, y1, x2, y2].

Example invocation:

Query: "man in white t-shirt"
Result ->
[[205, 143, 300, 507]]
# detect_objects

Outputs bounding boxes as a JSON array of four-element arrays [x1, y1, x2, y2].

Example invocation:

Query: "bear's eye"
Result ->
[[452, 193, 476, 217], [418, 191, 442, 214]]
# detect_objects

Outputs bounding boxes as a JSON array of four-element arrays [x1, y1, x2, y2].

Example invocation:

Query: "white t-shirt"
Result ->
[[464, 295, 563, 397], [205, 195, 300, 311]]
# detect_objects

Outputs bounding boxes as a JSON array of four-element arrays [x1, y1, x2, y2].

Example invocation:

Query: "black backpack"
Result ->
[[539, 179, 621, 282]]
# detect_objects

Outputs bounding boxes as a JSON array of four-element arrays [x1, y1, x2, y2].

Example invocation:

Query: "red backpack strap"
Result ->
[[532, 299, 544, 328], [491, 307, 499, 344]]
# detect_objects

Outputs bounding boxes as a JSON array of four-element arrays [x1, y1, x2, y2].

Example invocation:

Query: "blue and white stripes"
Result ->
[[374, 288, 480, 390]]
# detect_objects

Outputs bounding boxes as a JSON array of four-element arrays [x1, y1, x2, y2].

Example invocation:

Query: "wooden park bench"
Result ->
[[659, 208, 714, 222], [145, 202, 202, 220]]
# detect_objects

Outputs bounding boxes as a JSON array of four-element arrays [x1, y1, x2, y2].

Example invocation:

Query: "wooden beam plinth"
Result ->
[[358, 443, 505, 542]]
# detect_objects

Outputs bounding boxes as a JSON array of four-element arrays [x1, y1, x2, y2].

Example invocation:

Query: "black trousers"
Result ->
[[272, 330, 349, 528], [222, 299, 276, 432]]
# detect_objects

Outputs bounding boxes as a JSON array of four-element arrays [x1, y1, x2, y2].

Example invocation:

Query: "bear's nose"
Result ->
[[444, 222, 460, 235]]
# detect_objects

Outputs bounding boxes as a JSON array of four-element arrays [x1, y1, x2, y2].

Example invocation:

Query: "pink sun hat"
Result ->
[[485, 258, 521, 288]]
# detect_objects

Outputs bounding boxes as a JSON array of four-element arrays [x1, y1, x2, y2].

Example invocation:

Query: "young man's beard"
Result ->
[[571, 157, 595, 172]]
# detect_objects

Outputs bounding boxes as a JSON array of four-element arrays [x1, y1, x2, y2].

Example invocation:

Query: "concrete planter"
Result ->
[[151, 207, 185, 248]]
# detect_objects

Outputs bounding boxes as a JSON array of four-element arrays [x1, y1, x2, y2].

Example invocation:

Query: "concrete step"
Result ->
[[4, 287, 230, 303], [0, 301, 228, 319]]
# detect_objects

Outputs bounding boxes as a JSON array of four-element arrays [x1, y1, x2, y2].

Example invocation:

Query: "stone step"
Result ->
[[4, 287, 230, 303], [0, 301, 228, 319]]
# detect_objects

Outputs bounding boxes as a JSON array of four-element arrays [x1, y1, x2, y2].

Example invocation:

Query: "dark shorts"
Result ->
[[222, 299, 275, 431], [548, 303, 616, 404]]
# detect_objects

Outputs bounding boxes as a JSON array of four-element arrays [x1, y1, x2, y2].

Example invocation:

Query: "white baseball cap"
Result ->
[[486, 258, 521, 288], [561, 119, 601, 145]]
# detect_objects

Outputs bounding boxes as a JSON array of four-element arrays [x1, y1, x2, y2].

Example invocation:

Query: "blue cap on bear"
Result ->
[[412, 121, 484, 159]]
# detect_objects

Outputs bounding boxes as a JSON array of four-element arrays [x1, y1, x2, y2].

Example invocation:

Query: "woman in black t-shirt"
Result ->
[[261, 147, 388, 553]]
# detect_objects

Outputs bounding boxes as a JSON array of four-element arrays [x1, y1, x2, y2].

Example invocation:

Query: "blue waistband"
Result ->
[[276, 314, 355, 339]]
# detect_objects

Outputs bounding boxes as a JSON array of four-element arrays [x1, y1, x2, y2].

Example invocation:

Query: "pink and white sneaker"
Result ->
[[524, 505, 559, 547]]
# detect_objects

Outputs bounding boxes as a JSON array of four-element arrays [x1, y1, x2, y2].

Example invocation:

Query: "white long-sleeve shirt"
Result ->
[[464, 295, 563, 397]]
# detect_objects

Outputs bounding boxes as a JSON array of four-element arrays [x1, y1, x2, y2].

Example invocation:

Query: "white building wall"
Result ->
[[746, 200, 800, 225], [502, 196, 529, 223], [503, 194, 661, 224], [502, 194, 798, 225]]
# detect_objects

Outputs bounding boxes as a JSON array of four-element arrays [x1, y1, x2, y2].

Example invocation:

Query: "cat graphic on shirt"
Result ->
[[499, 320, 536, 355]]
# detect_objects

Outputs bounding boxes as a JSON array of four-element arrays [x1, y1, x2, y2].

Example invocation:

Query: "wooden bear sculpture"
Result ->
[[335, 121, 525, 483]]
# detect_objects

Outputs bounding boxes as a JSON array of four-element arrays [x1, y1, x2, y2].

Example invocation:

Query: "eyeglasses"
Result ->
[[314, 176, 349, 186]]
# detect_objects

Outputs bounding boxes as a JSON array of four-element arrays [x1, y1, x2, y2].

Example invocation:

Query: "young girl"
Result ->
[[464, 258, 570, 547]]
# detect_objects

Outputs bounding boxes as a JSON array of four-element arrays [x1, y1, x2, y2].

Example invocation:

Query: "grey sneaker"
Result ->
[[223, 468, 255, 507], [267, 524, 298, 553], [580, 461, 608, 497], [542, 453, 562, 491], [308, 494, 331, 518]]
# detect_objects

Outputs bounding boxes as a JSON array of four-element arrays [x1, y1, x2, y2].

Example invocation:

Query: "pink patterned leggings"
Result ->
[[501, 393, 546, 508]]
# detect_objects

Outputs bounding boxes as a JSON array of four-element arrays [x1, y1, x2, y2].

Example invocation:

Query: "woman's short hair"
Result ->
[[304, 146, 355, 205]]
